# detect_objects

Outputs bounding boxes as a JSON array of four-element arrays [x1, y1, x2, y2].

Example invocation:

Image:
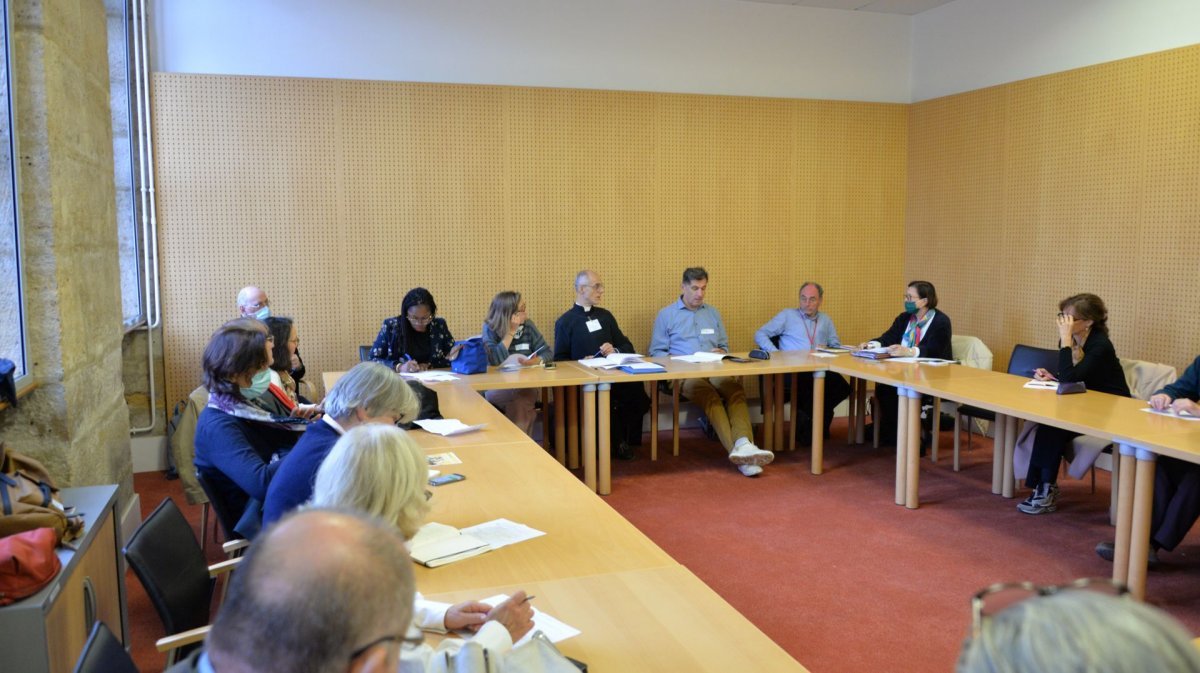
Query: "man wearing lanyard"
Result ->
[[650, 267, 774, 477], [554, 270, 651, 460], [754, 282, 851, 442]]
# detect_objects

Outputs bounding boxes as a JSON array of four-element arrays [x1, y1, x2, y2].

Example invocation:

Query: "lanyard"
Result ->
[[801, 312, 820, 349]]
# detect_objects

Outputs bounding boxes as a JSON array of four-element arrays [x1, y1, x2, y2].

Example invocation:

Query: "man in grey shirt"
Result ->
[[650, 267, 773, 477], [754, 281, 851, 441]]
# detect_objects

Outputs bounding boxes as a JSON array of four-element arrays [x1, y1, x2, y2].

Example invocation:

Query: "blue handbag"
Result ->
[[450, 338, 488, 375]]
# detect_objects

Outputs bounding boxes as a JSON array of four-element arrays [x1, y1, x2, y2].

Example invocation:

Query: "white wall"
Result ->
[[150, 0, 913, 102], [912, 0, 1200, 101]]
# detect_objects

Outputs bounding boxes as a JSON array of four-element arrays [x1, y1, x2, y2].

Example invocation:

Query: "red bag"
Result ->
[[0, 527, 61, 606]]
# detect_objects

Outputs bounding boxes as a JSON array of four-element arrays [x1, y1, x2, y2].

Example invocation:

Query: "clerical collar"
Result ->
[[576, 303, 592, 313]]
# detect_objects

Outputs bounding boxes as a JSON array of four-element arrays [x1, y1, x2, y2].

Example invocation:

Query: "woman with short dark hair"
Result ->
[[370, 287, 461, 373], [860, 280, 953, 446], [195, 318, 305, 538]]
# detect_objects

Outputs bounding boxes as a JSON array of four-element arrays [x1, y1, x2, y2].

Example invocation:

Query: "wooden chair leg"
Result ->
[[200, 503, 210, 552], [672, 381, 681, 457]]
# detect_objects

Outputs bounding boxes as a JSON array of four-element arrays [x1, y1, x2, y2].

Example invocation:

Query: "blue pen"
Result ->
[[593, 349, 605, 358]]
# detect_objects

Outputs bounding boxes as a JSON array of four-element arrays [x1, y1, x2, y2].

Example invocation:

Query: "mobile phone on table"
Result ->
[[429, 473, 466, 486], [725, 356, 751, 363]]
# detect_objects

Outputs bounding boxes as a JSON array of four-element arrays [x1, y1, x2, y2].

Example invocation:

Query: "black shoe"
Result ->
[[1095, 541, 1159, 567], [612, 441, 636, 461]]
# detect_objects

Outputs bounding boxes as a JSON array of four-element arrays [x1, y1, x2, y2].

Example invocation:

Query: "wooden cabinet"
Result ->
[[0, 485, 127, 673]]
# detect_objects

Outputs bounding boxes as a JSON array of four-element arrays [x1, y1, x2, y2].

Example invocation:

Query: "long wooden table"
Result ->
[[424, 566, 806, 672], [402, 378, 807, 669]]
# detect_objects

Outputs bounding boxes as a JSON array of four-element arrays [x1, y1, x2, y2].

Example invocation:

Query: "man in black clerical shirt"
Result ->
[[554, 270, 650, 460]]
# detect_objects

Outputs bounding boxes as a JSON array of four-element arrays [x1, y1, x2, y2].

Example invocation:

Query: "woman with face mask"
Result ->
[[480, 291, 552, 437], [859, 280, 954, 448], [1017, 293, 1130, 515], [194, 318, 306, 538]]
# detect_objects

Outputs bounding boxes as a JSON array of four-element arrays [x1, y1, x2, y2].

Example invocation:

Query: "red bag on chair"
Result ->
[[0, 527, 62, 605]]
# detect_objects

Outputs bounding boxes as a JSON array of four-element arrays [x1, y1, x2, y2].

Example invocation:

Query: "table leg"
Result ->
[[847, 377, 858, 446], [541, 387, 551, 451], [992, 413, 1007, 495], [650, 381, 659, 461], [762, 374, 775, 451], [554, 386, 566, 465], [788, 374, 799, 452], [929, 397, 941, 463], [672, 382, 681, 457], [1002, 415, 1017, 499], [905, 387, 922, 510], [598, 383, 612, 495], [773, 373, 785, 450], [1127, 447, 1156, 601], [567, 386, 580, 470], [1113, 444, 1137, 586], [953, 409, 961, 472], [856, 379, 867, 445], [582, 383, 597, 492], [811, 371, 825, 475], [896, 388, 909, 506]]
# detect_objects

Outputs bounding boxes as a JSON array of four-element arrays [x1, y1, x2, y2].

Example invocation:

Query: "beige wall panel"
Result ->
[[909, 44, 1199, 375], [154, 75, 908, 405]]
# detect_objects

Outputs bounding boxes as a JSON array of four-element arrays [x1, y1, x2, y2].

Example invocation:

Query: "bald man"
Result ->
[[170, 508, 416, 673], [235, 285, 307, 395]]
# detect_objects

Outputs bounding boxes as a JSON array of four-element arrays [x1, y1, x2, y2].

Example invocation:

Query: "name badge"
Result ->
[[515, 343, 530, 352], [700, 328, 715, 335], [586, 319, 602, 333]]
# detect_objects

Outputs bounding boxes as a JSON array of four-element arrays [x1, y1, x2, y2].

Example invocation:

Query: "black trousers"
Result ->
[[1152, 456, 1200, 551], [873, 384, 936, 447], [792, 372, 851, 436], [610, 381, 650, 448], [1024, 425, 1081, 488]]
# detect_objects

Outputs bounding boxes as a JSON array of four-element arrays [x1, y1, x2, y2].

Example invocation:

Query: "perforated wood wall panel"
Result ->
[[908, 44, 1200, 375], [153, 74, 908, 405]]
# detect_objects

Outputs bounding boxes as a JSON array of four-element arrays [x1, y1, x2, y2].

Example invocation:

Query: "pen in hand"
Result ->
[[521, 595, 535, 604]]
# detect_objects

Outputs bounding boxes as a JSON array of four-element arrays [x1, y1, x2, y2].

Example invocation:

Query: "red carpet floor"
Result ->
[[127, 420, 1200, 672]]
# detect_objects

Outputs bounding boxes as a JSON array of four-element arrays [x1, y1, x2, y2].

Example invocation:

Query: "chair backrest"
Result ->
[[1120, 358, 1177, 401], [195, 471, 246, 543], [358, 345, 372, 362], [1006, 344, 1058, 377], [167, 385, 211, 506], [72, 621, 139, 673], [123, 498, 215, 638], [951, 335, 993, 371]]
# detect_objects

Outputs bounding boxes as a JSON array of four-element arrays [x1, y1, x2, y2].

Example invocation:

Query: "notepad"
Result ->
[[460, 518, 545, 550], [415, 419, 486, 436], [400, 370, 459, 383], [479, 594, 581, 646], [427, 452, 462, 466], [888, 357, 954, 366], [577, 353, 646, 369], [1023, 380, 1059, 390], [409, 522, 491, 568], [619, 362, 666, 374], [851, 347, 891, 360], [1141, 407, 1200, 421], [671, 352, 740, 363]]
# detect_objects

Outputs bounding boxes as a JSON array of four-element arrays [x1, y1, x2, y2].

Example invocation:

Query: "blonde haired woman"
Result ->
[[311, 425, 533, 670]]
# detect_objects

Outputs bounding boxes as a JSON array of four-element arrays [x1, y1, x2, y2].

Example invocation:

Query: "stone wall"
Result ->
[[0, 0, 133, 500]]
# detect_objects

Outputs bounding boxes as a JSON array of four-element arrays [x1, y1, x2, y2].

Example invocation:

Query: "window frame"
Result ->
[[1, 0, 31, 394]]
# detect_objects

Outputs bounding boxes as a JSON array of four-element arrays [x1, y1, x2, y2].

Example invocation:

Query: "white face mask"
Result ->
[[253, 305, 271, 320]]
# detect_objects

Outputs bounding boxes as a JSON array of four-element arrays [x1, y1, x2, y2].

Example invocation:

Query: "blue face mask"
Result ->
[[253, 306, 271, 320], [904, 301, 919, 314], [240, 369, 271, 399]]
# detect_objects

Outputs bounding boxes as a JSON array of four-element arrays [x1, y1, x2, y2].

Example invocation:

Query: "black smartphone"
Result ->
[[543, 361, 557, 369], [429, 473, 466, 486], [726, 356, 751, 363]]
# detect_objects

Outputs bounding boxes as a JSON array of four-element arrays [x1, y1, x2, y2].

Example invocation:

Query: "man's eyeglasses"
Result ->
[[347, 632, 425, 661], [969, 577, 1129, 639], [580, 283, 604, 291]]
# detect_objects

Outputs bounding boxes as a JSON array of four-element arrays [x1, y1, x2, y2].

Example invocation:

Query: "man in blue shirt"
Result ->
[[754, 281, 852, 441], [650, 267, 773, 477]]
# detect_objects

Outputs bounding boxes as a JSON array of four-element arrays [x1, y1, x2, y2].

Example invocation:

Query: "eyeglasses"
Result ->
[[265, 336, 275, 343], [969, 577, 1129, 639], [515, 307, 528, 314], [406, 315, 434, 325], [347, 631, 424, 661], [798, 296, 820, 304], [580, 283, 604, 291]]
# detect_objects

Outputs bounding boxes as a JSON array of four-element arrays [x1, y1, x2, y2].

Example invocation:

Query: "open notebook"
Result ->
[[409, 522, 491, 568]]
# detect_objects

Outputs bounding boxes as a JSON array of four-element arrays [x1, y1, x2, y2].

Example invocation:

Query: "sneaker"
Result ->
[[729, 442, 774, 467], [1016, 483, 1059, 514], [1095, 541, 1160, 567], [738, 464, 763, 477]]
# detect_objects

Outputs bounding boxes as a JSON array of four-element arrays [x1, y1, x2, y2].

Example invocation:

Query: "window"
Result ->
[[0, 0, 28, 388], [107, 0, 145, 328]]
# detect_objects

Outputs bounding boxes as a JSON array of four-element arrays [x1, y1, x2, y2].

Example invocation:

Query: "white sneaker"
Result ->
[[729, 443, 774, 467], [738, 464, 763, 477]]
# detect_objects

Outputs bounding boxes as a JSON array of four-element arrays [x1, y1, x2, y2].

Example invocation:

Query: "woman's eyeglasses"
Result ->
[[406, 315, 434, 325], [969, 577, 1129, 639]]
